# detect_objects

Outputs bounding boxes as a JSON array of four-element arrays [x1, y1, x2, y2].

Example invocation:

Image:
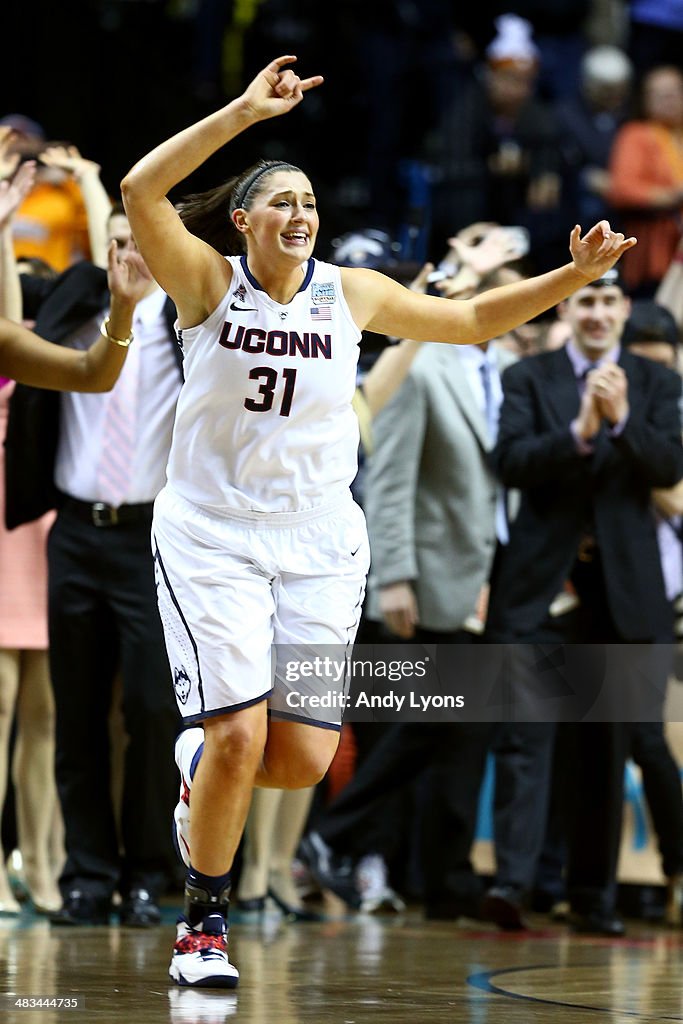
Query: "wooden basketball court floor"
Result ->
[[2, 903, 683, 1024]]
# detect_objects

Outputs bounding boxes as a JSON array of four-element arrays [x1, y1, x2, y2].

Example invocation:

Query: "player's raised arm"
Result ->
[[341, 221, 636, 347], [120, 55, 323, 326]]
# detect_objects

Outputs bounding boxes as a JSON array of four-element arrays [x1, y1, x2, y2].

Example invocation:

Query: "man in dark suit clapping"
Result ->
[[483, 267, 683, 934]]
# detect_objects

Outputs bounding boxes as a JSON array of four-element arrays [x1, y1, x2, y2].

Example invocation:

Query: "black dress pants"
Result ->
[[489, 556, 647, 915], [48, 504, 180, 899], [630, 720, 683, 879], [315, 627, 493, 908]]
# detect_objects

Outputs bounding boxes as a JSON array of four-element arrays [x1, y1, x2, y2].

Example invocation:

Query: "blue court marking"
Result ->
[[467, 964, 683, 1021]]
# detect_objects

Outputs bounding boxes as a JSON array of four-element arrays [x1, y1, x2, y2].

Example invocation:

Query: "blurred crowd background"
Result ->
[[4, 0, 682, 271]]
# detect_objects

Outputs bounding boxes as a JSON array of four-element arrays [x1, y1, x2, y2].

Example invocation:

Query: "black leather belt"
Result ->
[[59, 494, 154, 528]]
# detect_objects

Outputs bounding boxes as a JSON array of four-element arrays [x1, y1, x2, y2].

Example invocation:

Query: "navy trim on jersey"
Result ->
[[190, 740, 204, 780], [240, 255, 316, 294], [267, 708, 342, 732], [154, 539, 206, 714], [182, 689, 275, 724]]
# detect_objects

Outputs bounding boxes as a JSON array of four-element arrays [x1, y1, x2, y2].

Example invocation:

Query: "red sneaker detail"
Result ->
[[174, 931, 227, 956]]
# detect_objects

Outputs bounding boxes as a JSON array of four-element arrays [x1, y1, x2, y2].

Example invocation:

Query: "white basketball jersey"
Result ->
[[166, 256, 362, 513]]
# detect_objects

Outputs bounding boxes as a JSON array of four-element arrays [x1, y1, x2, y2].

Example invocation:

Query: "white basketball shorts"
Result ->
[[152, 486, 370, 729]]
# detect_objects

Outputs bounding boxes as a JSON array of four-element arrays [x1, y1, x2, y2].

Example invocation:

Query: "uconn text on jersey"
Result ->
[[218, 322, 332, 359]]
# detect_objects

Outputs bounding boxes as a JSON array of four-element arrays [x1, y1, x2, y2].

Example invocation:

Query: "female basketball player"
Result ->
[[120, 55, 635, 989]]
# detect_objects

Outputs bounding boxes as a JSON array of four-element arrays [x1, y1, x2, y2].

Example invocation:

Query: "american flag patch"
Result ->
[[310, 306, 332, 320]]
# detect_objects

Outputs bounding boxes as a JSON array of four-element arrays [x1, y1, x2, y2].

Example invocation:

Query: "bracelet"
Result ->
[[100, 316, 134, 348]]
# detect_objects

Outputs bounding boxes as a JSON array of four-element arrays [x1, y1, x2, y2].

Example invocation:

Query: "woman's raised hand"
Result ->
[[241, 55, 324, 121], [569, 220, 637, 281]]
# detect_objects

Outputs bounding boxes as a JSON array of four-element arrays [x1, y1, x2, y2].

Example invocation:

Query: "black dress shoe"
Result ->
[[531, 888, 566, 914], [235, 896, 266, 914], [267, 888, 323, 922], [424, 894, 484, 921], [50, 890, 112, 926], [481, 886, 528, 930], [119, 888, 161, 928], [299, 832, 361, 909], [568, 910, 626, 937]]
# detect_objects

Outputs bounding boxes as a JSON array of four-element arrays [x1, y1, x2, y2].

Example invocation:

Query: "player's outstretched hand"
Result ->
[[242, 55, 324, 122], [569, 220, 636, 282]]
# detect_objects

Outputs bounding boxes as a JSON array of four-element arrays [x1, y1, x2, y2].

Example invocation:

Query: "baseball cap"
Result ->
[[587, 265, 624, 290], [581, 45, 633, 86], [328, 229, 401, 269], [0, 113, 45, 140], [622, 299, 679, 349], [486, 14, 540, 70]]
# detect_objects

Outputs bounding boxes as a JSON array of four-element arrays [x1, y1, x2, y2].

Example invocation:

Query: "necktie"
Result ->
[[96, 334, 140, 507], [479, 359, 498, 444], [480, 358, 508, 544]]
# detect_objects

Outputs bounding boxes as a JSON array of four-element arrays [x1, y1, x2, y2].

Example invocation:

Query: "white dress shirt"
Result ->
[[55, 286, 181, 504]]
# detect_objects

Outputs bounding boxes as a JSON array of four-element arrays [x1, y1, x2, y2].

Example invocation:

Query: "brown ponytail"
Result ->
[[176, 180, 242, 255]]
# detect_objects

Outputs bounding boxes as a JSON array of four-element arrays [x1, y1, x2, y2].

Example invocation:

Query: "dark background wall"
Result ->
[[2, 0, 650, 263], [2, 0, 365, 256]]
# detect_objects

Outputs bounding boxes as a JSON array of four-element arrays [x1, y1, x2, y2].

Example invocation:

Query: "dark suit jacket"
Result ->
[[486, 345, 683, 641], [4, 261, 182, 529]]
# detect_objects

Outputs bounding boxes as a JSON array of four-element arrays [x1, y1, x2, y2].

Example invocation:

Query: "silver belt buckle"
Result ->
[[91, 502, 118, 527]]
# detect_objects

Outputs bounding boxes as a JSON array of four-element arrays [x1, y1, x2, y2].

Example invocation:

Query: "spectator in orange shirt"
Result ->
[[0, 115, 91, 272], [608, 66, 683, 297]]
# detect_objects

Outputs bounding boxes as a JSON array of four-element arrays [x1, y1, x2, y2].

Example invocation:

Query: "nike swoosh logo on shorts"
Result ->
[[230, 302, 257, 311]]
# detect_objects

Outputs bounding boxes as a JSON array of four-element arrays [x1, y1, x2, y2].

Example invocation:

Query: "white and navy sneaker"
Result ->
[[169, 914, 239, 989], [173, 728, 204, 868], [356, 854, 406, 914]]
